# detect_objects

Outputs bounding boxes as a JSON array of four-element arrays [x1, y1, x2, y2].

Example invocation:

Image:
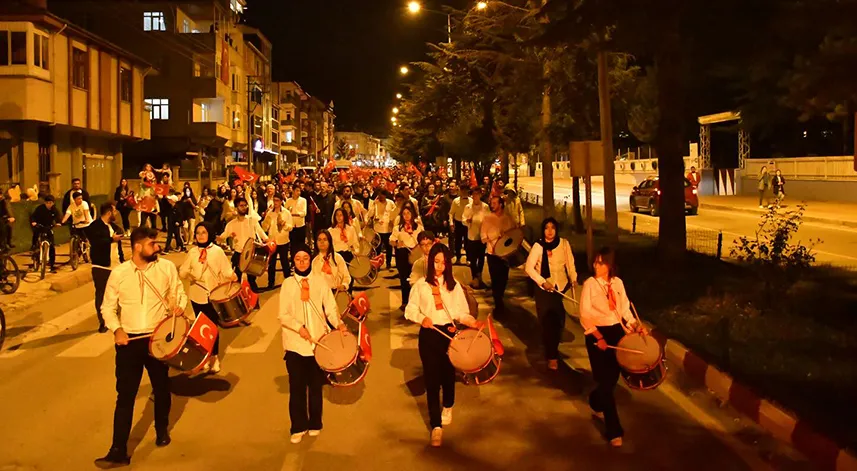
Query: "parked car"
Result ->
[[629, 176, 699, 216]]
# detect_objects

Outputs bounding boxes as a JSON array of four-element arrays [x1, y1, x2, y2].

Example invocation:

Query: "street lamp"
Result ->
[[391, 117, 398, 123], [407, 1, 421, 13], [396, 93, 403, 99], [476, 1, 488, 10], [406, 1, 451, 44], [400, 65, 409, 75], [393, 107, 400, 114]]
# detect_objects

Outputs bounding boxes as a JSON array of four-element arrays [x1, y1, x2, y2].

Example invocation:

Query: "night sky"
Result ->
[[245, 0, 465, 137]]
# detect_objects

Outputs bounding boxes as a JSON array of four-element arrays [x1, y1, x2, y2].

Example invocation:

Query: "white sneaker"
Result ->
[[441, 407, 453, 426], [290, 432, 306, 444], [430, 427, 442, 447], [209, 356, 221, 374], [307, 429, 321, 437]]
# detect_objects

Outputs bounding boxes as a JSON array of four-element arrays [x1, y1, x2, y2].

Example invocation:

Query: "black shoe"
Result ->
[[50, 267, 57, 273], [155, 431, 171, 447], [163, 250, 171, 254], [94, 448, 130, 468], [98, 324, 109, 334]]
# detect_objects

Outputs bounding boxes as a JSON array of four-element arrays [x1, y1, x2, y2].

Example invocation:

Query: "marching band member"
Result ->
[[366, 189, 395, 270], [405, 244, 483, 447], [481, 195, 515, 318], [262, 193, 294, 289], [525, 217, 578, 371], [503, 184, 525, 228], [312, 230, 351, 292], [580, 246, 645, 448], [95, 227, 188, 467], [340, 200, 362, 240], [278, 246, 347, 444], [390, 205, 424, 311], [462, 186, 488, 289], [179, 222, 236, 374], [449, 185, 469, 265], [220, 197, 268, 295], [330, 208, 360, 263], [285, 185, 308, 248], [408, 230, 436, 286], [333, 184, 365, 221]]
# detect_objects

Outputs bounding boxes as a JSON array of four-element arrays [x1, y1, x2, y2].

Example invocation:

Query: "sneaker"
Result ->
[[547, 359, 559, 371], [209, 356, 221, 374], [610, 437, 623, 448], [94, 448, 130, 469], [290, 431, 306, 444], [441, 407, 453, 426], [758, 205, 764, 209], [50, 268, 58, 274], [430, 427, 443, 447], [307, 429, 321, 437]]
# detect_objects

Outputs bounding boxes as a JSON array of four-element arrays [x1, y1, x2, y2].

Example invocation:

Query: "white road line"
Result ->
[[57, 330, 115, 358], [280, 450, 305, 471], [388, 288, 416, 351], [0, 301, 95, 359], [226, 301, 282, 354]]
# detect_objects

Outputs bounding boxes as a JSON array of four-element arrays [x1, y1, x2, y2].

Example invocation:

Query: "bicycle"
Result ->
[[69, 222, 91, 271], [0, 248, 20, 294], [31, 223, 59, 279]]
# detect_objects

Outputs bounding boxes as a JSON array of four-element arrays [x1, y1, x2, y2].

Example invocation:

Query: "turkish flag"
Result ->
[[358, 322, 372, 362], [188, 312, 219, 354], [239, 280, 259, 308], [338, 170, 348, 183], [351, 292, 371, 317], [487, 315, 504, 356], [469, 170, 477, 189], [323, 160, 336, 175], [234, 166, 259, 184], [409, 163, 422, 179], [369, 253, 385, 270], [385, 181, 397, 194], [153, 183, 170, 197], [138, 196, 157, 213], [266, 240, 277, 254]]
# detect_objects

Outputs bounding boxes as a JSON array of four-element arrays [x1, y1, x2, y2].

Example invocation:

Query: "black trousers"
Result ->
[[378, 232, 392, 268], [164, 218, 183, 251], [231, 251, 258, 292], [191, 301, 220, 355], [285, 350, 326, 434], [467, 240, 486, 280], [486, 254, 509, 314], [140, 212, 157, 230], [112, 335, 171, 453], [291, 226, 307, 248], [535, 288, 566, 360], [585, 323, 626, 440], [159, 200, 169, 231], [93, 267, 111, 328], [119, 208, 132, 232], [452, 221, 467, 259], [31, 231, 56, 267], [268, 243, 291, 287], [418, 326, 456, 429], [395, 248, 413, 305], [337, 250, 355, 292]]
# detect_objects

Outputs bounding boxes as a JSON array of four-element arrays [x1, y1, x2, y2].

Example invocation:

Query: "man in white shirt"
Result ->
[[96, 227, 188, 468], [333, 184, 365, 220], [61, 191, 93, 229], [408, 231, 436, 286], [462, 187, 487, 289], [285, 185, 307, 248], [278, 247, 346, 444], [448, 186, 469, 265], [366, 190, 396, 269], [263, 193, 294, 289], [220, 197, 268, 294], [481, 195, 515, 318]]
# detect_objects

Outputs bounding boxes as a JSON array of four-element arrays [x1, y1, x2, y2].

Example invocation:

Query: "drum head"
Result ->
[[361, 226, 377, 241], [315, 331, 359, 371], [494, 228, 524, 258], [616, 333, 662, 372], [335, 291, 353, 316], [349, 256, 372, 278], [448, 330, 493, 372], [150, 316, 191, 360], [210, 282, 241, 301], [239, 239, 255, 272], [356, 240, 373, 256], [408, 247, 424, 265]]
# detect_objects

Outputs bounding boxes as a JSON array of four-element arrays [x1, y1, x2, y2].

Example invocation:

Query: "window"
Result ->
[[11, 31, 26, 65], [253, 115, 262, 134], [72, 48, 88, 89], [285, 131, 293, 143], [119, 67, 131, 102], [272, 130, 278, 146], [34, 33, 49, 70], [0, 32, 7, 65], [285, 111, 292, 121], [145, 98, 169, 120], [201, 103, 210, 122], [272, 108, 279, 120], [182, 19, 190, 33], [231, 73, 237, 91], [143, 12, 166, 31], [232, 110, 240, 129]]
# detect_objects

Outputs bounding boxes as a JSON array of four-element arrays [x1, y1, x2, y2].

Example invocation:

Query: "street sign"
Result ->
[[569, 141, 604, 177]]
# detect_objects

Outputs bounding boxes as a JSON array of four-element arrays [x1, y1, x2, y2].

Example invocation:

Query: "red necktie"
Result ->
[[405, 222, 413, 234], [322, 256, 333, 274], [606, 284, 618, 311], [300, 279, 310, 302]]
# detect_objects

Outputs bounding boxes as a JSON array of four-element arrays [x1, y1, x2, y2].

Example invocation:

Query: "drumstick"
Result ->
[[128, 333, 155, 341], [282, 325, 333, 352], [538, 286, 579, 305], [606, 345, 645, 355], [466, 322, 487, 353]]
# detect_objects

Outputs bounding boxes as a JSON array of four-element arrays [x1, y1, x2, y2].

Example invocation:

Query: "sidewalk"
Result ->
[[700, 195, 857, 228]]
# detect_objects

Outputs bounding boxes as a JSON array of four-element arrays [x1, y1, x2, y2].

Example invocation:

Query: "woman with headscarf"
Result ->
[[178, 222, 237, 374], [524, 217, 578, 371]]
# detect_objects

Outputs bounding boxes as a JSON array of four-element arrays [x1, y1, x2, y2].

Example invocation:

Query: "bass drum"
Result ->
[[314, 330, 369, 387], [149, 316, 211, 374], [209, 282, 252, 327], [616, 333, 666, 390], [494, 228, 531, 268]]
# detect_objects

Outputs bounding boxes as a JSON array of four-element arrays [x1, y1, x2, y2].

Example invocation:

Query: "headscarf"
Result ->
[[195, 221, 215, 263], [536, 217, 561, 280], [292, 245, 312, 278]]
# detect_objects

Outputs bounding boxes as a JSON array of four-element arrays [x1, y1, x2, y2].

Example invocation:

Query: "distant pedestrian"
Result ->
[[772, 169, 786, 207], [757, 165, 770, 208], [686, 166, 701, 188]]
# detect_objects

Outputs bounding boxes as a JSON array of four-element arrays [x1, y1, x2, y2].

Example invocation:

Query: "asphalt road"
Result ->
[[0, 250, 813, 471], [517, 176, 857, 268]]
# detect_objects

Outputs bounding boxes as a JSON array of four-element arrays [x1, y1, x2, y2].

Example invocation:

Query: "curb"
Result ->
[[699, 203, 857, 229], [50, 269, 93, 293], [662, 337, 857, 471]]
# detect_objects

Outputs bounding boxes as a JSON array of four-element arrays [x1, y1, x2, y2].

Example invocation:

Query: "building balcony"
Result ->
[[189, 76, 230, 100], [189, 121, 232, 145]]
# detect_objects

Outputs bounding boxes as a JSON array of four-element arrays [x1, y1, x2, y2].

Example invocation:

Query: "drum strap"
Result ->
[[139, 269, 174, 315], [598, 281, 632, 333]]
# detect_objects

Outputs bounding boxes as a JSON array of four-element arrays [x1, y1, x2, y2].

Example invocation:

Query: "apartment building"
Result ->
[[274, 80, 307, 165], [334, 132, 381, 162]]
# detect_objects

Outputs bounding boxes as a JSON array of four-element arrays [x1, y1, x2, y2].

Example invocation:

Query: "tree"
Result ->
[[334, 139, 350, 160]]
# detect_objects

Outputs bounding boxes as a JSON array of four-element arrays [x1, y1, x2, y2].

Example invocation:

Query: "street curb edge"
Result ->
[[699, 203, 857, 229]]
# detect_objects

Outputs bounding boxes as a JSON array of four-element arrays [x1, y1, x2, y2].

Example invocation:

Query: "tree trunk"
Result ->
[[500, 150, 510, 184], [541, 65, 555, 216], [597, 50, 619, 244], [572, 176, 584, 233]]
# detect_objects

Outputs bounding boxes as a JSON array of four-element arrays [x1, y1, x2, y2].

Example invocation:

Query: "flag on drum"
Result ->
[[487, 316, 504, 356], [352, 292, 371, 317], [239, 280, 259, 309], [358, 323, 372, 362], [188, 313, 218, 353]]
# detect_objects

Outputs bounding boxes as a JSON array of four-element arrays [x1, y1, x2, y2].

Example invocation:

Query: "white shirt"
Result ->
[[579, 276, 637, 335], [101, 258, 189, 334], [450, 196, 469, 224], [462, 201, 487, 241], [285, 196, 307, 228], [66, 200, 92, 226], [262, 208, 294, 245], [179, 244, 235, 305], [278, 273, 342, 357], [247, 197, 261, 222], [366, 198, 396, 234], [334, 198, 365, 220], [223, 216, 268, 251], [525, 239, 577, 290], [390, 221, 424, 250], [312, 252, 351, 291], [405, 278, 477, 326], [505, 197, 525, 227], [481, 211, 515, 254], [330, 224, 360, 253], [408, 256, 428, 286]]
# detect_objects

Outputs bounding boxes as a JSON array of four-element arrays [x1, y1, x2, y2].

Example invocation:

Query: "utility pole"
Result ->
[[597, 50, 619, 243]]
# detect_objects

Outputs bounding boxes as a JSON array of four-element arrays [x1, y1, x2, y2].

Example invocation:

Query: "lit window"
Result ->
[[233, 111, 240, 129], [285, 131, 293, 143], [143, 12, 166, 32], [182, 19, 190, 34], [145, 98, 169, 120], [201, 103, 209, 122]]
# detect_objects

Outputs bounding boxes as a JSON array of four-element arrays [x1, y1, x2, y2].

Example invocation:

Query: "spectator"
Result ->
[[29, 194, 61, 272], [62, 178, 93, 219], [686, 166, 701, 188], [757, 165, 770, 208], [772, 169, 786, 207], [114, 178, 134, 236], [0, 188, 15, 250]]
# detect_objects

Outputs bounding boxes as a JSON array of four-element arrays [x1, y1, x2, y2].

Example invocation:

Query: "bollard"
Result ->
[[632, 215, 637, 233], [716, 231, 723, 259]]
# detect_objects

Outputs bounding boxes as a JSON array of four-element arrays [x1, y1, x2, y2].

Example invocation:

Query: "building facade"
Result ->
[[335, 132, 381, 163], [0, 3, 151, 198]]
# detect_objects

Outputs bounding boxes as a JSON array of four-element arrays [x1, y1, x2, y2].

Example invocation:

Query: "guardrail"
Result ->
[[535, 156, 700, 177], [744, 156, 857, 181]]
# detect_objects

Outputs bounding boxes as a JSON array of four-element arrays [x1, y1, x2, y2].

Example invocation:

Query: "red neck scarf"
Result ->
[[322, 255, 333, 274], [339, 227, 348, 243], [198, 248, 207, 264], [300, 278, 310, 302]]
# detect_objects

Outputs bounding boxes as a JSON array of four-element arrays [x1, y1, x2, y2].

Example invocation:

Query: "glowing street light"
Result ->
[[393, 107, 400, 114], [407, 1, 421, 13], [396, 93, 403, 99], [391, 116, 398, 123], [476, 1, 488, 10], [400, 66, 409, 75]]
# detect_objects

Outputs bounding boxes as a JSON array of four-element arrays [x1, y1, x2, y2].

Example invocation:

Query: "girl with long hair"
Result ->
[[390, 205, 424, 311], [330, 208, 359, 263], [311, 229, 351, 292]]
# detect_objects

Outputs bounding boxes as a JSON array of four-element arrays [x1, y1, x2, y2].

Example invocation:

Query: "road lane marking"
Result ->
[[280, 450, 305, 471], [0, 301, 95, 359], [389, 288, 416, 350], [226, 301, 281, 354], [57, 330, 115, 358]]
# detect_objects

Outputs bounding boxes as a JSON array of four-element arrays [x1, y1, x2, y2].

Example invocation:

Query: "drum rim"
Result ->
[[209, 281, 241, 301], [448, 331, 495, 373], [620, 361, 667, 390], [150, 316, 191, 360], [616, 334, 663, 372], [462, 355, 502, 384], [239, 239, 255, 272], [349, 256, 373, 278], [315, 331, 360, 372], [328, 360, 370, 387]]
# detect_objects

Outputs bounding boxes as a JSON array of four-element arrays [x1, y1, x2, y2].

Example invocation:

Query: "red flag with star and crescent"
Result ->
[[188, 312, 219, 353], [487, 315, 504, 356], [239, 280, 259, 309], [358, 322, 372, 362], [351, 291, 371, 317]]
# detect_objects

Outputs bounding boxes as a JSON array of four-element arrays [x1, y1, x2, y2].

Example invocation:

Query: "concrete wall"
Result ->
[[737, 175, 857, 203]]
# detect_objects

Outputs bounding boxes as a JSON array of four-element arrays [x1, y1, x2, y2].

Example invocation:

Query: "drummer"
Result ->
[[278, 245, 347, 444], [366, 189, 395, 270], [96, 227, 188, 467], [408, 230, 436, 286], [404, 243, 483, 447], [219, 197, 269, 296], [312, 229, 351, 293], [524, 217, 577, 371], [179, 222, 237, 374], [340, 200, 362, 241], [579, 246, 646, 448], [330, 208, 360, 263], [262, 193, 294, 289], [390, 205, 424, 311], [480, 195, 515, 318]]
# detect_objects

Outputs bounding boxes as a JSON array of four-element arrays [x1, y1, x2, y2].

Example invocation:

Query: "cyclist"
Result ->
[[30, 195, 62, 273], [62, 191, 93, 246], [61, 178, 94, 219]]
